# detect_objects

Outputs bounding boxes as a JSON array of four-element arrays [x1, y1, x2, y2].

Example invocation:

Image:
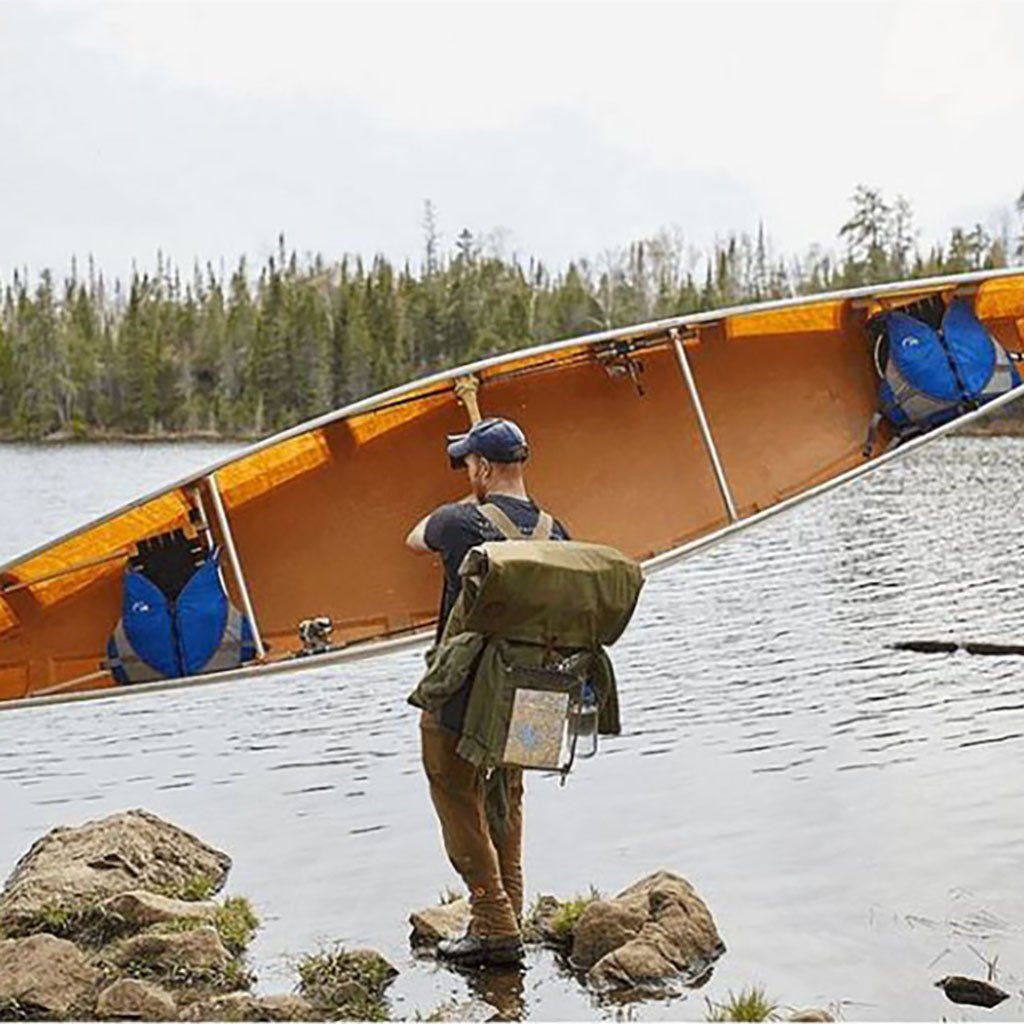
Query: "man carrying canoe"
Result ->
[[405, 417, 568, 968]]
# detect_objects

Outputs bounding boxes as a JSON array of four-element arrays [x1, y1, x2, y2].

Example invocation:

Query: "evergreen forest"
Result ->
[[1, 187, 1023, 441]]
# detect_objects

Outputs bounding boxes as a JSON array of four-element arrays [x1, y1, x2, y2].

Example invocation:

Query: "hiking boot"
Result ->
[[436, 932, 524, 967]]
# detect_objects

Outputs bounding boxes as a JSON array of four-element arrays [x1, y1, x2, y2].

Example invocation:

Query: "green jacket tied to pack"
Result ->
[[408, 539, 644, 773]]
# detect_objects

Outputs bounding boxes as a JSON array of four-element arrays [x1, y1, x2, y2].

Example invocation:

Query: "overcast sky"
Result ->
[[3, 0, 1023, 281]]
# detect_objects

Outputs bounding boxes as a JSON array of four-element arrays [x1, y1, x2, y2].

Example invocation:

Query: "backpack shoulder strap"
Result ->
[[531, 510, 554, 540], [478, 502, 554, 541], [478, 503, 523, 540]]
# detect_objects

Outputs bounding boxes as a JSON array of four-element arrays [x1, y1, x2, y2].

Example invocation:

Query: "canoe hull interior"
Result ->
[[3, 270, 1024, 705]]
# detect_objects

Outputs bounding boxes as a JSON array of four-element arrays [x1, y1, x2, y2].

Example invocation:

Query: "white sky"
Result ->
[[2, 0, 1023, 280]]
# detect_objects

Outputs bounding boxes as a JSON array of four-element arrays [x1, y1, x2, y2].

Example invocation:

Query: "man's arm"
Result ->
[[405, 513, 432, 553], [406, 495, 478, 553]]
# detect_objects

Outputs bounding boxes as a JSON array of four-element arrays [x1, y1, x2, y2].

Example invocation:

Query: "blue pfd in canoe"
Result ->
[[872, 297, 1020, 435], [105, 548, 256, 685]]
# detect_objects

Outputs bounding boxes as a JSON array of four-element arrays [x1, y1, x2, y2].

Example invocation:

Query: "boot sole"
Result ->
[[440, 947, 525, 968]]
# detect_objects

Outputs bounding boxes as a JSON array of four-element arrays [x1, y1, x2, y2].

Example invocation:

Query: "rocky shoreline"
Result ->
[[0, 809, 867, 1022], [0, 811, 409, 1022]]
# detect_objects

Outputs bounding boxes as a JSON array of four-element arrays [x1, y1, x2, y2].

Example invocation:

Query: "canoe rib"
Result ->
[[670, 328, 739, 521], [206, 473, 267, 661]]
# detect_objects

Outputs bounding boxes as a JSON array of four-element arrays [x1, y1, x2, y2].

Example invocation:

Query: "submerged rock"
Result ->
[[935, 975, 1010, 1008], [410, 898, 471, 946], [570, 870, 724, 994], [0, 809, 231, 936], [179, 992, 318, 1021], [95, 977, 178, 1020], [788, 1010, 835, 1022], [425, 998, 497, 1022], [0, 933, 100, 1018]]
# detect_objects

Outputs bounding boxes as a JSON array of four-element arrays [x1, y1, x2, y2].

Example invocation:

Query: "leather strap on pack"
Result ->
[[479, 503, 553, 541]]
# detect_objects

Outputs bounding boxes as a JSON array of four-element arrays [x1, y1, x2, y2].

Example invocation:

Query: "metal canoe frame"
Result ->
[[3, 266, 1024, 712], [669, 327, 739, 522], [205, 473, 267, 661]]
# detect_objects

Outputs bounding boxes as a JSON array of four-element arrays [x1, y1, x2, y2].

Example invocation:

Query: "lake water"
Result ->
[[1, 439, 1023, 1021]]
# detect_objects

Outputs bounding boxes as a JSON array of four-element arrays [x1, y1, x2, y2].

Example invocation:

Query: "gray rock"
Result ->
[[425, 998, 496, 1022], [0, 933, 100, 1017], [571, 870, 724, 993], [410, 898, 471, 946], [788, 1010, 835, 1022], [522, 894, 563, 946], [110, 925, 232, 974], [95, 977, 177, 1020], [0, 809, 231, 935], [101, 889, 219, 928], [179, 992, 318, 1021]]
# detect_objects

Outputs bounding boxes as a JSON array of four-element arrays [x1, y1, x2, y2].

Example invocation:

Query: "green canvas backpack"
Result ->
[[409, 531, 644, 777]]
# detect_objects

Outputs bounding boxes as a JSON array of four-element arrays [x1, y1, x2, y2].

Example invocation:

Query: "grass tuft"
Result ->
[[705, 986, 779, 1022], [295, 945, 396, 1021], [214, 896, 260, 956], [156, 874, 218, 902], [121, 955, 254, 993], [437, 887, 462, 906], [548, 886, 602, 943], [5, 904, 131, 947]]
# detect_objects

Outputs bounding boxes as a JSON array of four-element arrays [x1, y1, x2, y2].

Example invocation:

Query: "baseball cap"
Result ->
[[447, 417, 529, 468]]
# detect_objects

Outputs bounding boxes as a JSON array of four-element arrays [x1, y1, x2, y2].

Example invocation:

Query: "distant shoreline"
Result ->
[[3, 418, 1024, 444], [0, 430, 258, 445]]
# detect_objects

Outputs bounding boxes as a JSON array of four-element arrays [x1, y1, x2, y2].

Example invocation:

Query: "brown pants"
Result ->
[[420, 711, 524, 938]]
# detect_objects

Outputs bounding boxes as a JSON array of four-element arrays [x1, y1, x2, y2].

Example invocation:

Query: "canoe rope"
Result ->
[[454, 374, 483, 424]]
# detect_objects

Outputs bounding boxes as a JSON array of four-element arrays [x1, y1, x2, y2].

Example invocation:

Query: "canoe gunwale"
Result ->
[[3, 265, 1023, 579], [4, 371, 1024, 713]]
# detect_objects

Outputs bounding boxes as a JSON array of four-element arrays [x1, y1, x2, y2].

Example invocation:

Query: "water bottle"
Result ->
[[574, 681, 599, 758]]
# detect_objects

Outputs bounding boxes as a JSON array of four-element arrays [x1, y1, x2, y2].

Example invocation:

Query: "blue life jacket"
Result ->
[[105, 549, 256, 685], [874, 298, 1020, 434]]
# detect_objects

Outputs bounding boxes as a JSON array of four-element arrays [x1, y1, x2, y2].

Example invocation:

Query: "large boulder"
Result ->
[[0, 933, 100, 1017], [571, 870, 724, 993], [95, 977, 178, 1020], [179, 992, 318, 1021], [409, 898, 471, 946], [0, 809, 231, 935]]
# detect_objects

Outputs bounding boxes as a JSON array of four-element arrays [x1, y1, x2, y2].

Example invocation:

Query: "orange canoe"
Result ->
[[3, 268, 1024, 710]]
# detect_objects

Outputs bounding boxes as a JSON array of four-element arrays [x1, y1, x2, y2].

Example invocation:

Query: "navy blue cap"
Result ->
[[447, 417, 529, 468]]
